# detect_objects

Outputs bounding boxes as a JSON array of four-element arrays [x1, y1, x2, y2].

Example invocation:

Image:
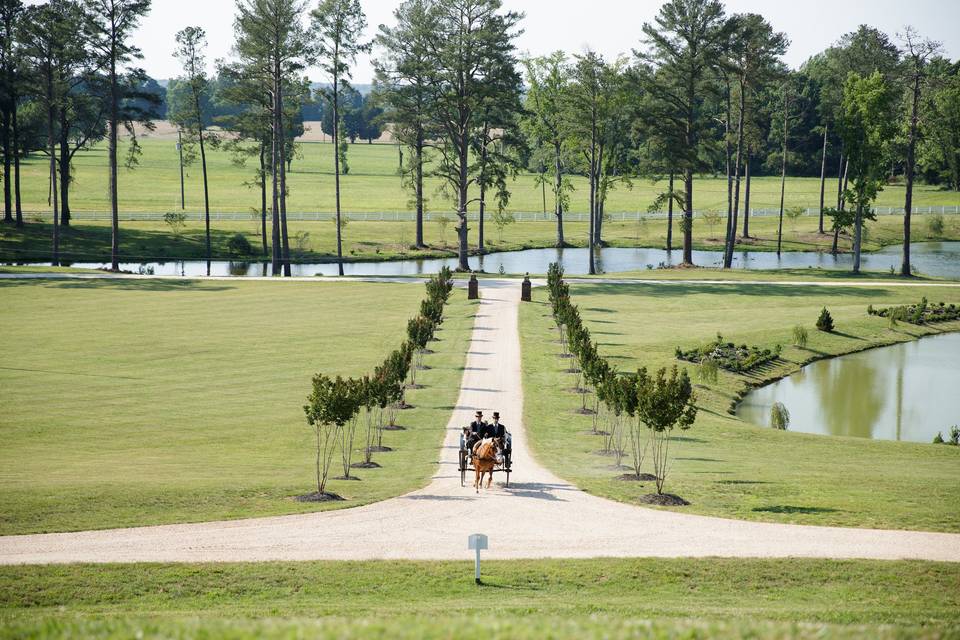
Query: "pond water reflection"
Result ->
[[737, 332, 960, 442]]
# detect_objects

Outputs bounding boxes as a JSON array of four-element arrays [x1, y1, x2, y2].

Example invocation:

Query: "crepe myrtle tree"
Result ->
[[635, 365, 698, 497], [337, 377, 364, 479], [406, 315, 435, 384], [304, 373, 357, 496]]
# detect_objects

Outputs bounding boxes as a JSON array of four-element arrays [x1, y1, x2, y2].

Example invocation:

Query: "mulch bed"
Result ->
[[294, 492, 344, 503], [639, 493, 690, 506], [382, 425, 406, 431], [351, 461, 381, 469], [616, 473, 657, 482], [367, 445, 393, 452], [572, 407, 596, 415], [405, 383, 424, 390], [333, 475, 361, 481]]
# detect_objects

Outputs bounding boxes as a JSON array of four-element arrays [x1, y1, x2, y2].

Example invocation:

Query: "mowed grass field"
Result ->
[[0, 278, 474, 535], [1, 558, 958, 639], [519, 278, 960, 532], [5, 207, 960, 265], [14, 133, 960, 215]]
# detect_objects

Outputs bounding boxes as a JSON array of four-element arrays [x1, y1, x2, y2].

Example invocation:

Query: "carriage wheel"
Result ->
[[459, 449, 466, 487], [504, 468, 510, 487]]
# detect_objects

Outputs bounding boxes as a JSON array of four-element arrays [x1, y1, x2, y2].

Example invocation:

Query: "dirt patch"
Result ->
[[398, 402, 415, 410], [416, 365, 431, 371], [351, 461, 381, 469], [405, 383, 424, 390], [294, 492, 344, 503], [557, 353, 575, 359], [639, 493, 690, 506], [572, 407, 596, 415], [333, 475, 362, 481], [564, 368, 581, 374], [616, 473, 658, 482], [382, 425, 406, 431], [367, 445, 393, 453]]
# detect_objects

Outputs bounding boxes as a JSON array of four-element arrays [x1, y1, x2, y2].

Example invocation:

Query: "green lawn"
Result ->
[[1, 558, 957, 639], [520, 279, 960, 532], [4, 207, 959, 265], [0, 278, 473, 535]]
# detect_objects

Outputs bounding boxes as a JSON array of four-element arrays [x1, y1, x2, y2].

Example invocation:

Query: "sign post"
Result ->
[[468, 533, 488, 585]]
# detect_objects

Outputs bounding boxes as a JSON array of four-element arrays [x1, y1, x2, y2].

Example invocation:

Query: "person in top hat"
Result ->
[[463, 411, 488, 452], [490, 411, 511, 458]]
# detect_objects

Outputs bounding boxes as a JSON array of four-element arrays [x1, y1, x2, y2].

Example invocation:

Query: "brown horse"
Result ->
[[471, 438, 499, 493]]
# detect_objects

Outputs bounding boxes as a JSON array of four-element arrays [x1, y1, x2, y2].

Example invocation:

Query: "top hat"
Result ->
[[492, 412, 500, 419], [475, 411, 483, 417]]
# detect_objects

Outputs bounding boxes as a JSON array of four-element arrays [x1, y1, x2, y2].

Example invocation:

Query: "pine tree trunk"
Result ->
[[333, 75, 344, 276], [12, 100, 21, 227], [270, 72, 282, 275], [742, 151, 751, 242], [478, 135, 487, 252], [1, 107, 10, 223], [554, 144, 564, 247], [415, 131, 424, 247], [666, 171, 673, 251], [456, 136, 469, 272], [47, 75, 59, 265], [682, 169, 693, 266], [818, 122, 828, 233], [109, 47, 119, 271], [196, 92, 211, 273], [588, 119, 597, 275], [901, 73, 921, 277], [278, 81, 291, 277], [259, 142, 267, 257], [58, 109, 70, 227]]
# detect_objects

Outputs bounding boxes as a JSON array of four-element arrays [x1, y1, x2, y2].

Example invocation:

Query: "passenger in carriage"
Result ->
[[490, 411, 511, 458]]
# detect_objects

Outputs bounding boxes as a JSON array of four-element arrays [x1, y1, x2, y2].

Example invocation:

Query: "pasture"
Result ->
[[519, 278, 960, 531], [0, 278, 473, 534]]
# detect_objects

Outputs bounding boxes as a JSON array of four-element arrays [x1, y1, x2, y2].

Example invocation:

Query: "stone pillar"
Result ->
[[521, 273, 532, 302], [468, 274, 479, 300]]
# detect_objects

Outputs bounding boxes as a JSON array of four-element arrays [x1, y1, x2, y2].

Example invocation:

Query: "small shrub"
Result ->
[[227, 233, 254, 256], [163, 211, 187, 236], [816, 307, 834, 332], [697, 356, 719, 385], [950, 426, 960, 446], [927, 213, 945, 236], [792, 325, 808, 348], [675, 334, 779, 373], [770, 402, 790, 430], [933, 431, 945, 444], [785, 206, 803, 229], [869, 299, 959, 325]]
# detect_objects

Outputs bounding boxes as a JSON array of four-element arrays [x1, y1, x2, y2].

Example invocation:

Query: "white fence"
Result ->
[[31, 204, 960, 223]]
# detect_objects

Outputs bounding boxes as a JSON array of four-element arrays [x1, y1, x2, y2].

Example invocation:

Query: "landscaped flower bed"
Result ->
[[868, 298, 960, 325], [675, 334, 781, 373]]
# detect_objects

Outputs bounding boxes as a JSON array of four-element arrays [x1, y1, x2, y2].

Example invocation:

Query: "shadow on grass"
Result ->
[[0, 277, 235, 292], [572, 282, 891, 299], [752, 505, 840, 514]]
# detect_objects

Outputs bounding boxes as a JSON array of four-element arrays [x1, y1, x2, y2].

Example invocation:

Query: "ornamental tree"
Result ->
[[635, 366, 698, 495]]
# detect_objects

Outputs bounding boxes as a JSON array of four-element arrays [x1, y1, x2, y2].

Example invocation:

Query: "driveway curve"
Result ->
[[1, 278, 958, 564]]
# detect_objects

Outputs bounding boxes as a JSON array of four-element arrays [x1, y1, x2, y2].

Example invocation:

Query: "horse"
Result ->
[[471, 437, 499, 493]]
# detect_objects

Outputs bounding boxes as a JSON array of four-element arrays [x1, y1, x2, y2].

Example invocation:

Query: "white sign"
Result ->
[[468, 533, 488, 550]]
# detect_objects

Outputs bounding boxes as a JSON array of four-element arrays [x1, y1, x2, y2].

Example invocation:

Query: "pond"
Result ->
[[15, 241, 960, 279], [736, 332, 960, 443]]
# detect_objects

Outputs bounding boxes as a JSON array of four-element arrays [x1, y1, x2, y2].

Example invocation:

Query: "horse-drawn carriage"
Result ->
[[458, 430, 512, 488]]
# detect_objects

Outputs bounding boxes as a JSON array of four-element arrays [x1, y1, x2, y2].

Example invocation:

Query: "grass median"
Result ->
[[519, 277, 960, 531], [0, 278, 474, 535], [0, 558, 957, 639]]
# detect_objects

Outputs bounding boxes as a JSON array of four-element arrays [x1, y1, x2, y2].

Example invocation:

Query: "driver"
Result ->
[[464, 411, 488, 452]]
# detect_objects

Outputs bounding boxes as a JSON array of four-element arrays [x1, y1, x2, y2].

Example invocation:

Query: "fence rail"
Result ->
[[25, 205, 960, 223]]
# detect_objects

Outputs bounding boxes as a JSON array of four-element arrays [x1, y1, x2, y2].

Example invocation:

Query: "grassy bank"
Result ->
[[0, 278, 473, 535], [4, 209, 959, 266], [1, 558, 958, 638], [519, 278, 960, 531]]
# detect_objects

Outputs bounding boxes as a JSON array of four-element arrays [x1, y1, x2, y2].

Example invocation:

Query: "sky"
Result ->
[[64, 0, 960, 81]]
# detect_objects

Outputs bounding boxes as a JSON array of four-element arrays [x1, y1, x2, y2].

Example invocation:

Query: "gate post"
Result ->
[[521, 273, 532, 302], [468, 274, 479, 300]]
